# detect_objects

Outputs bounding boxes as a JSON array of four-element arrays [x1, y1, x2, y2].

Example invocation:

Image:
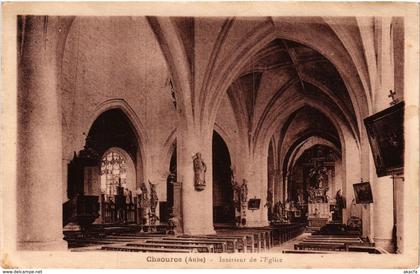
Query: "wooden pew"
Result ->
[[283, 249, 335, 254], [177, 235, 241, 253], [347, 245, 389, 254], [244, 228, 272, 250], [302, 239, 363, 244], [218, 229, 260, 252], [166, 237, 231, 252], [309, 235, 360, 239], [147, 239, 226, 253], [209, 235, 249, 253], [106, 235, 164, 240], [294, 242, 347, 251], [127, 242, 213, 253], [102, 244, 191, 253], [216, 230, 255, 253], [271, 223, 305, 245]]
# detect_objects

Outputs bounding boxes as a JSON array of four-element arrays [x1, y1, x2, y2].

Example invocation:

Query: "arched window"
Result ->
[[100, 151, 128, 196]]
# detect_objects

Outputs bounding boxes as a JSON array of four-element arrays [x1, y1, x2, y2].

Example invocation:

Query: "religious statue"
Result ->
[[139, 183, 150, 208], [230, 168, 241, 210], [335, 189, 346, 222], [240, 179, 248, 205], [148, 212, 159, 232], [265, 187, 273, 209], [309, 162, 328, 189], [168, 211, 180, 235], [149, 180, 158, 214], [233, 179, 248, 227], [296, 189, 304, 205], [193, 152, 206, 191]]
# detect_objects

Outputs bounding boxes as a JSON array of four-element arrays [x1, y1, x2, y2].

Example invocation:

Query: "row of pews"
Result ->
[[283, 234, 388, 254], [271, 223, 306, 245], [67, 223, 306, 253]]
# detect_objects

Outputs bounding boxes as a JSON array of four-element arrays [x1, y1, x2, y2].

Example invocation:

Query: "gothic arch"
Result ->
[[285, 136, 341, 177], [214, 122, 237, 171], [86, 99, 148, 183]]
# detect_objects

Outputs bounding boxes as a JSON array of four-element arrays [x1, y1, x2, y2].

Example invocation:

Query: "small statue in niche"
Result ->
[[149, 180, 158, 214], [193, 152, 206, 191]]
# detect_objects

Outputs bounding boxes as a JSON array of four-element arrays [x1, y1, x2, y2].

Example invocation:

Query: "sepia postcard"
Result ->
[[1, 1, 419, 269]]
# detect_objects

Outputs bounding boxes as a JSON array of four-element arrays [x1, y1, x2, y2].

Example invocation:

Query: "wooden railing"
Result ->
[[100, 195, 138, 224]]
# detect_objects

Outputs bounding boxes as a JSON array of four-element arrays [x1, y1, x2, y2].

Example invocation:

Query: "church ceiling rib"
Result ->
[[146, 16, 194, 125], [237, 72, 263, 130], [198, 17, 235, 123], [224, 35, 361, 156], [252, 76, 300, 146], [204, 19, 276, 128], [322, 17, 372, 101]]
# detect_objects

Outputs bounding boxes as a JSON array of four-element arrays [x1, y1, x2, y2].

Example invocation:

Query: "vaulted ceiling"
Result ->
[[229, 38, 357, 134]]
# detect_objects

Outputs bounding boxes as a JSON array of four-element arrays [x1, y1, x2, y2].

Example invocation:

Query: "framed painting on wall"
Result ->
[[363, 101, 404, 177]]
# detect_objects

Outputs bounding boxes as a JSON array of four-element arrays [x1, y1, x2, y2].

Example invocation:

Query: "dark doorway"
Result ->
[[212, 131, 235, 224]]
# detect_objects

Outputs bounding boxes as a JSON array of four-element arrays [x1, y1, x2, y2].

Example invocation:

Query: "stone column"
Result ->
[[372, 175, 394, 251], [17, 16, 70, 250], [177, 125, 215, 235], [245, 154, 270, 227], [393, 176, 404, 253], [371, 17, 395, 252], [172, 181, 183, 233]]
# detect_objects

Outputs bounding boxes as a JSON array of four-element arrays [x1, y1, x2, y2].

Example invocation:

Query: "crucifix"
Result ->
[[388, 90, 399, 106]]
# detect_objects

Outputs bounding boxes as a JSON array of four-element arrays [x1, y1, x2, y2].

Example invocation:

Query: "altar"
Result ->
[[308, 203, 330, 228]]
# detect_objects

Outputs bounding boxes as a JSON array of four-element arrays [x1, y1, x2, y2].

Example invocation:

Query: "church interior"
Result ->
[[16, 15, 407, 255]]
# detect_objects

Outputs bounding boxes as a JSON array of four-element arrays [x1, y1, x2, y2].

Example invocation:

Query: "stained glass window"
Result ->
[[100, 151, 127, 195]]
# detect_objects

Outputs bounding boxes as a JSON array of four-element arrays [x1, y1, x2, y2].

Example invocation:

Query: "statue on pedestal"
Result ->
[[272, 201, 286, 223], [335, 189, 346, 223], [193, 152, 206, 191], [149, 180, 158, 214], [239, 179, 248, 226], [139, 183, 149, 208], [230, 169, 241, 210], [168, 209, 181, 235], [240, 179, 248, 205]]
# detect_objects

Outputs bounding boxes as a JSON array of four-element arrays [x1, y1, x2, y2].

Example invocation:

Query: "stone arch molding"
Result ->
[[84, 99, 149, 183], [286, 136, 341, 175], [88, 98, 149, 146]]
